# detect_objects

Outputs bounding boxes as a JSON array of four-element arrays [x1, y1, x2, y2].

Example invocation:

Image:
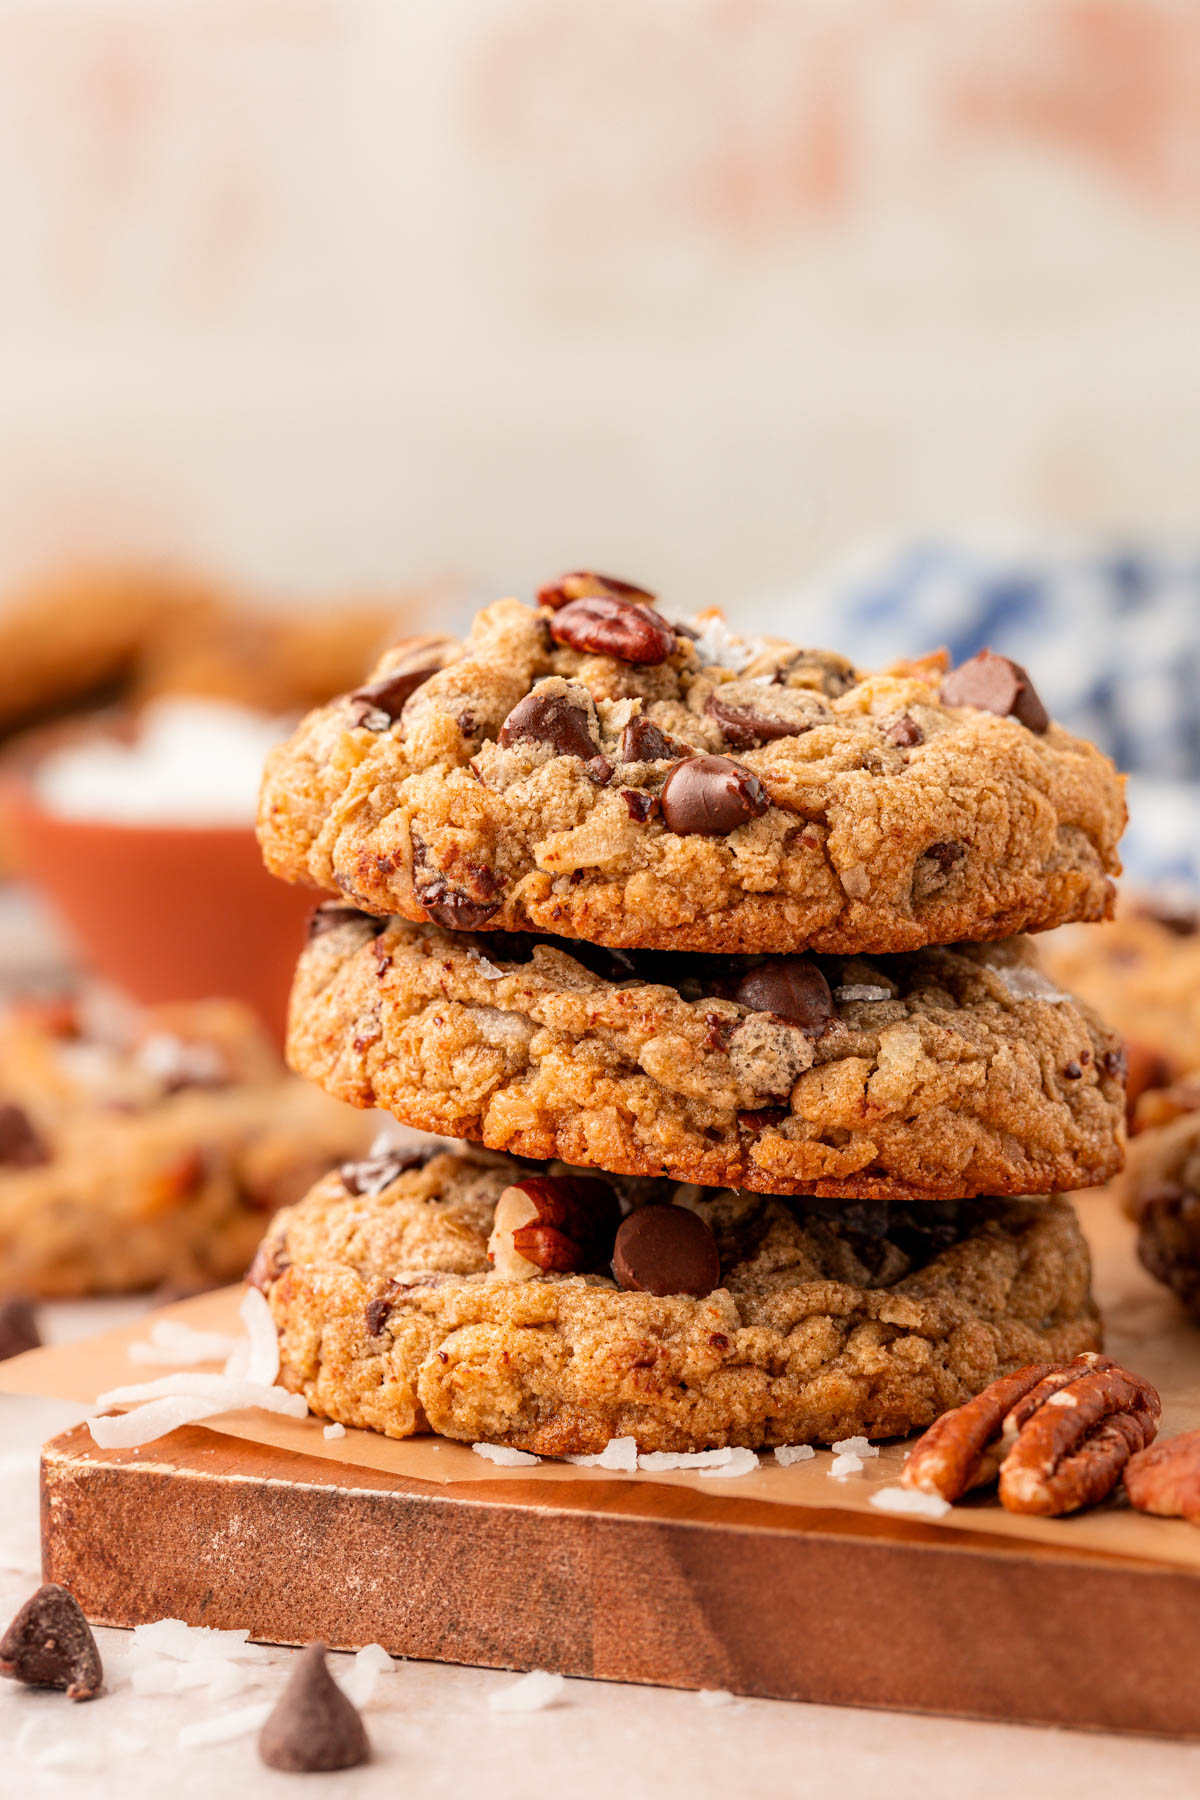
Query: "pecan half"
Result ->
[[1125, 1429, 1200, 1523], [902, 1352, 1161, 1516], [548, 594, 677, 666], [537, 571, 656, 611]]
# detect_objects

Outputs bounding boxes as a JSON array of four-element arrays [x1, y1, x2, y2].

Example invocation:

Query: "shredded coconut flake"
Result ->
[[468, 950, 507, 980], [323, 1422, 347, 1440], [637, 1446, 759, 1477], [128, 1319, 240, 1367], [832, 1435, 879, 1458], [698, 1688, 736, 1708], [178, 1700, 274, 1749], [673, 611, 758, 672], [488, 1669, 566, 1713], [833, 983, 893, 1003], [565, 1436, 639, 1472], [774, 1444, 816, 1467], [472, 1442, 540, 1467], [829, 1452, 865, 1480], [869, 1485, 952, 1519], [236, 1285, 280, 1385], [88, 1362, 307, 1448], [338, 1643, 394, 1709], [988, 962, 1068, 1003]]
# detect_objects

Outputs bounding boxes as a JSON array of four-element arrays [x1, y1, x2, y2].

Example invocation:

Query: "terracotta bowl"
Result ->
[[1, 774, 323, 1043]]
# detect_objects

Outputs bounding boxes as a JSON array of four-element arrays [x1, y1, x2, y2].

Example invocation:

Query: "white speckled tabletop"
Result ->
[[0, 1302, 1197, 1799]]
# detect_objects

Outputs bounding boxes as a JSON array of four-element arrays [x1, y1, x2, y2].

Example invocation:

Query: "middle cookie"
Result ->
[[289, 908, 1126, 1201]]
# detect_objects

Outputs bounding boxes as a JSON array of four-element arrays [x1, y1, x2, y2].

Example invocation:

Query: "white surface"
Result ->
[[1, 1301, 1199, 1796]]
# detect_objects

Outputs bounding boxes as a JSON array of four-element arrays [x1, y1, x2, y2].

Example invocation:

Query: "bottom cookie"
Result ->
[[1117, 1103, 1200, 1317], [254, 1148, 1101, 1454]]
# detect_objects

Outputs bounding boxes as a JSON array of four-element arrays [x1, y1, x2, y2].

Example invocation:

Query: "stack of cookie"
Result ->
[[251, 573, 1128, 1455]]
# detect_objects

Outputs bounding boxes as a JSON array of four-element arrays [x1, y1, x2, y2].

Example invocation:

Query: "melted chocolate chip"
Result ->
[[941, 650, 1050, 734], [737, 1106, 788, 1132], [548, 594, 677, 666], [0, 1104, 48, 1170], [618, 716, 687, 763], [349, 661, 442, 728], [1063, 1061, 1083, 1080], [537, 571, 656, 611], [411, 833, 501, 932], [308, 904, 384, 939], [734, 958, 834, 1033], [621, 789, 660, 823], [0, 1296, 39, 1362], [340, 1149, 428, 1197], [258, 1642, 370, 1773], [612, 1204, 721, 1298], [705, 692, 809, 749], [883, 714, 923, 748], [660, 755, 769, 836], [923, 841, 964, 874], [0, 1584, 103, 1702], [498, 692, 610, 781], [365, 1286, 399, 1337]]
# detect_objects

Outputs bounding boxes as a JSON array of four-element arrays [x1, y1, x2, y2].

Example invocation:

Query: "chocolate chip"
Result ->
[[618, 716, 687, 763], [705, 693, 809, 749], [734, 958, 834, 1033], [365, 1286, 399, 1337], [883, 714, 923, 748], [621, 789, 660, 823], [1063, 1061, 1083, 1080], [308, 904, 384, 939], [660, 755, 769, 836], [411, 833, 501, 932], [349, 661, 442, 728], [246, 1241, 289, 1293], [769, 648, 858, 696], [1103, 1045, 1129, 1082], [258, 1642, 370, 1773], [0, 1296, 39, 1362], [548, 595, 677, 666], [941, 650, 1050, 733], [737, 1106, 788, 1132], [0, 1103, 48, 1169], [612, 1204, 721, 1298], [0, 1583, 103, 1702], [537, 571, 656, 611], [924, 841, 964, 874], [498, 691, 610, 782], [340, 1149, 428, 1197]]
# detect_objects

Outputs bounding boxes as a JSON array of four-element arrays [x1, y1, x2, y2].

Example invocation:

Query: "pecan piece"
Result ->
[[488, 1175, 620, 1281], [537, 571, 656, 610], [548, 594, 677, 666], [1125, 1429, 1200, 1523], [902, 1352, 1161, 1517]]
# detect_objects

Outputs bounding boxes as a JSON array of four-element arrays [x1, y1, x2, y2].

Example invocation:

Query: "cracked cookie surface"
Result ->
[[286, 910, 1126, 1201], [257, 593, 1125, 956], [254, 1147, 1100, 1453]]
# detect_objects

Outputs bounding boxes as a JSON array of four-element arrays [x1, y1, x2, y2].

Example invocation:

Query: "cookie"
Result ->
[[257, 586, 1125, 955], [1042, 900, 1200, 1115], [286, 909, 1126, 1201], [0, 993, 374, 1296], [253, 1148, 1100, 1454], [1116, 1104, 1200, 1318]]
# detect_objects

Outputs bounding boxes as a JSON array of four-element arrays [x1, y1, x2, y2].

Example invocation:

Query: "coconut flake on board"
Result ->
[[828, 1452, 865, 1481], [127, 1319, 241, 1367], [565, 1436, 639, 1472], [638, 1447, 759, 1478], [323, 1422, 347, 1441], [472, 1443, 541, 1467], [869, 1485, 952, 1520], [832, 1436, 879, 1459], [774, 1444, 816, 1467], [488, 1670, 566, 1713]]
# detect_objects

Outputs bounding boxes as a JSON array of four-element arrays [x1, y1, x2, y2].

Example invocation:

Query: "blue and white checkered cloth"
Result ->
[[753, 532, 1200, 888]]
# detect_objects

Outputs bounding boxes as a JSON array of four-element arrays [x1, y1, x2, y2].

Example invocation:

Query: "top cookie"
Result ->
[[258, 573, 1126, 956]]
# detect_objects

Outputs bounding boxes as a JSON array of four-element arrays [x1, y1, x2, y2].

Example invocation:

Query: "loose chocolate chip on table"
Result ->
[[548, 594, 677, 666], [537, 570, 656, 610], [883, 713, 924, 748], [660, 755, 769, 835], [0, 1583, 103, 1701], [308, 903, 384, 939], [259, 1642, 370, 1773], [348, 661, 442, 727], [612, 1204, 721, 1298], [0, 1103, 49, 1169], [941, 650, 1050, 734], [705, 693, 808, 749], [498, 692, 610, 781], [734, 957, 834, 1033], [340, 1149, 429, 1197], [0, 1296, 39, 1362], [618, 716, 688, 763]]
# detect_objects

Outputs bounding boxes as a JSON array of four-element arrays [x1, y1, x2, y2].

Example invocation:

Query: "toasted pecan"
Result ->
[[1125, 1429, 1200, 1523]]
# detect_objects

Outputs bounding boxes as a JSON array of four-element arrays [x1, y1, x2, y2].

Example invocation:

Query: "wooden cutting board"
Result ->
[[25, 1187, 1200, 1738]]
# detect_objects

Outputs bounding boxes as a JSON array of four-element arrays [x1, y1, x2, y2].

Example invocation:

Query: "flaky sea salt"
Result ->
[[566, 1436, 639, 1472], [488, 1670, 566, 1713], [987, 962, 1068, 1003], [869, 1485, 952, 1520], [323, 1422, 347, 1440], [832, 1436, 879, 1459], [472, 1443, 540, 1467], [829, 1452, 865, 1480], [468, 951, 507, 980], [774, 1444, 816, 1467], [833, 984, 893, 1003]]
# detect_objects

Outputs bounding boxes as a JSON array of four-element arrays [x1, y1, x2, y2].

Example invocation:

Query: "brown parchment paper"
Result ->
[[4, 1187, 1200, 1568]]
